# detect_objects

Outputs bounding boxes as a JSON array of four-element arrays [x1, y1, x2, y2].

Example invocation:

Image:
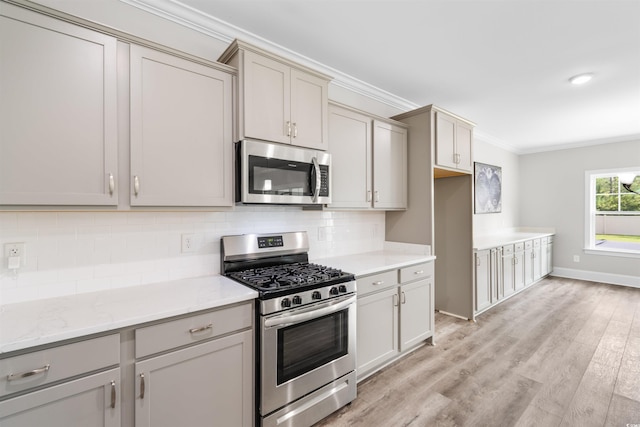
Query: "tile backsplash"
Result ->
[[0, 208, 385, 304]]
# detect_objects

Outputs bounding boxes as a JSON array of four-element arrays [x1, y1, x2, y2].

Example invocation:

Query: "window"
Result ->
[[585, 168, 640, 257]]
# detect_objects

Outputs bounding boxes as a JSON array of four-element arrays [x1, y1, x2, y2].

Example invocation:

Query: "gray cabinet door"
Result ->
[[243, 50, 291, 145], [400, 278, 433, 350], [134, 330, 252, 427], [0, 3, 118, 205], [328, 105, 372, 208], [356, 287, 399, 378], [290, 68, 329, 150], [373, 120, 408, 209], [475, 250, 491, 312], [0, 368, 120, 427], [130, 45, 233, 206]]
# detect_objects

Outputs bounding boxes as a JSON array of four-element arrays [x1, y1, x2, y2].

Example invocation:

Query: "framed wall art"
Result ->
[[474, 162, 502, 214]]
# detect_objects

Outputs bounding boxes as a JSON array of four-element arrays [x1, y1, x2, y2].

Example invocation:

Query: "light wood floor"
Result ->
[[315, 277, 640, 427]]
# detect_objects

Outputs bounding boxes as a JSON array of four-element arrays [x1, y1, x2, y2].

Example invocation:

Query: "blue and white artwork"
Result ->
[[474, 162, 502, 214]]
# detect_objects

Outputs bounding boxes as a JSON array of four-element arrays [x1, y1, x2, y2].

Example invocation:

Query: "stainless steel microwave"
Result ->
[[235, 139, 331, 205]]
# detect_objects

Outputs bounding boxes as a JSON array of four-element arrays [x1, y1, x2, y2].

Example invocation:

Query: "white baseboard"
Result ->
[[551, 267, 640, 288]]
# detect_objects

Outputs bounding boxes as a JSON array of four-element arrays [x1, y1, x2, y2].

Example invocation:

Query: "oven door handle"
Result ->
[[264, 295, 355, 328]]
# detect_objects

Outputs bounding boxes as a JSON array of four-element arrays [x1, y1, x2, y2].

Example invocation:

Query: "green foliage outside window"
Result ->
[[595, 176, 640, 212]]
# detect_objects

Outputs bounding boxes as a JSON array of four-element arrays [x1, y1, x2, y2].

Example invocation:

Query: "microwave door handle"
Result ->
[[311, 157, 321, 202]]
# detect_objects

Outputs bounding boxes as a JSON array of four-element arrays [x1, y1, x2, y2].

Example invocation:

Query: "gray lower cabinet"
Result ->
[[0, 335, 121, 426], [356, 262, 434, 380], [474, 235, 554, 316], [134, 303, 253, 427]]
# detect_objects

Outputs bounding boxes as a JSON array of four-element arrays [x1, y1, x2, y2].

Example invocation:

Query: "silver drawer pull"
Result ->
[[189, 323, 213, 334], [140, 373, 145, 399], [108, 173, 115, 196], [414, 270, 424, 275], [133, 175, 140, 196], [110, 380, 116, 409], [373, 280, 384, 286], [7, 364, 50, 381]]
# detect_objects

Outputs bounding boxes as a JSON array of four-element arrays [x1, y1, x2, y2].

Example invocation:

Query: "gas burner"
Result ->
[[229, 262, 347, 292]]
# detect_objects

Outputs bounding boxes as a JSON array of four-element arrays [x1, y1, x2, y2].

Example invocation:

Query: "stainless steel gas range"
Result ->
[[221, 231, 357, 427]]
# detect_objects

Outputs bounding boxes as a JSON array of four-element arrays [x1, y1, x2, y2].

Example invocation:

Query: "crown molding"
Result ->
[[120, 0, 420, 112]]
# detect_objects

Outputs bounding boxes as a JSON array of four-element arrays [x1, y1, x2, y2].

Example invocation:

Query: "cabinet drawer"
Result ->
[[399, 262, 433, 284], [357, 270, 398, 295], [533, 239, 541, 247], [502, 244, 514, 255], [515, 242, 525, 252], [525, 240, 533, 249], [135, 303, 252, 358], [0, 334, 119, 398]]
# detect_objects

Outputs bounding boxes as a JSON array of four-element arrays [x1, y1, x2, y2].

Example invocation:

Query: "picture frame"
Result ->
[[474, 162, 502, 214]]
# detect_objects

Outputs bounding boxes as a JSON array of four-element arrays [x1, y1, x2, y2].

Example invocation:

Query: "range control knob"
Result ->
[[292, 296, 302, 305], [329, 287, 339, 296], [339, 285, 348, 293], [312, 291, 322, 300], [281, 298, 291, 308]]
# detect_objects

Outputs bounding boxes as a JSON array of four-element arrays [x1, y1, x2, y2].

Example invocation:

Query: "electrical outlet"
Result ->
[[4, 242, 26, 267], [181, 234, 197, 253], [573, 255, 580, 263]]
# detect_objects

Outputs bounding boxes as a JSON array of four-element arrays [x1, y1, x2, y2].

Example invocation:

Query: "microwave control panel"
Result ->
[[319, 165, 329, 197]]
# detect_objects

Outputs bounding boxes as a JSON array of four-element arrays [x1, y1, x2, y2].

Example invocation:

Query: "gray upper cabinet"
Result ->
[[328, 103, 407, 210], [0, 3, 118, 206], [129, 45, 233, 207], [434, 109, 474, 174], [219, 40, 330, 150]]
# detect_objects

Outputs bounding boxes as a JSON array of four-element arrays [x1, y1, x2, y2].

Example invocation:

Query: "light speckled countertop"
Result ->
[[0, 276, 257, 354], [314, 242, 435, 277], [473, 230, 555, 251], [1, 242, 435, 355]]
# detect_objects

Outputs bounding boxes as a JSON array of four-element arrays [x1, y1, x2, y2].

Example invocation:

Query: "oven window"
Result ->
[[277, 310, 348, 385], [249, 155, 311, 196]]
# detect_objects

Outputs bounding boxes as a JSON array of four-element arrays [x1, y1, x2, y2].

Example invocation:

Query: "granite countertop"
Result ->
[[474, 230, 555, 251], [0, 276, 257, 355], [314, 242, 435, 277]]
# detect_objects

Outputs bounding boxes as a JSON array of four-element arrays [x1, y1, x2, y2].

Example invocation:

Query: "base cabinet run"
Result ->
[[474, 235, 554, 316], [0, 335, 121, 427], [357, 261, 434, 380], [134, 303, 253, 427]]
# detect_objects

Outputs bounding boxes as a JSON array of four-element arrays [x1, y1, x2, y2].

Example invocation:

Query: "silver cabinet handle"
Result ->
[[476, 257, 481, 266], [110, 380, 116, 409], [401, 291, 406, 304], [133, 175, 140, 196], [374, 190, 379, 202], [286, 121, 292, 137], [189, 323, 213, 334], [140, 373, 145, 399], [414, 270, 424, 275], [367, 190, 372, 202], [108, 173, 115, 196], [293, 123, 298, 138], [7, 364, 50, 381], [393, 294, 398, 307], [373, 280, 384, 286]]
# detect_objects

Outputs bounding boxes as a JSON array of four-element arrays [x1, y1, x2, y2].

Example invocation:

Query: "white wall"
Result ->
[[519, 139, 640, 284], [0, 209, 385, 304], [472, 137, 520, 235]]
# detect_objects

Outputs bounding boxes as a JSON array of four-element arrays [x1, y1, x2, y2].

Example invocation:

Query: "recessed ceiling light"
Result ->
[[569, 73, 593, 85]]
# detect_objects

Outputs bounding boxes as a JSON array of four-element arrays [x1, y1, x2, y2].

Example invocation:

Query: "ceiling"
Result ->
[[144, 0, 640, 153]]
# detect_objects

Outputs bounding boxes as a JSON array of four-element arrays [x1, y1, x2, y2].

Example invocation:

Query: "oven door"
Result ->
[[260, 293, 356, 416], [239, 139, 330, 205]]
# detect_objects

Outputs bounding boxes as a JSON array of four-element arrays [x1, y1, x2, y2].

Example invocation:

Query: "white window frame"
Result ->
[[584, 167, 640, 258]]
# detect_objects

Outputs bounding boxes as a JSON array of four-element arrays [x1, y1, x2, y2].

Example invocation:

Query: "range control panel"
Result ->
[[257, 235, 284, 249]]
